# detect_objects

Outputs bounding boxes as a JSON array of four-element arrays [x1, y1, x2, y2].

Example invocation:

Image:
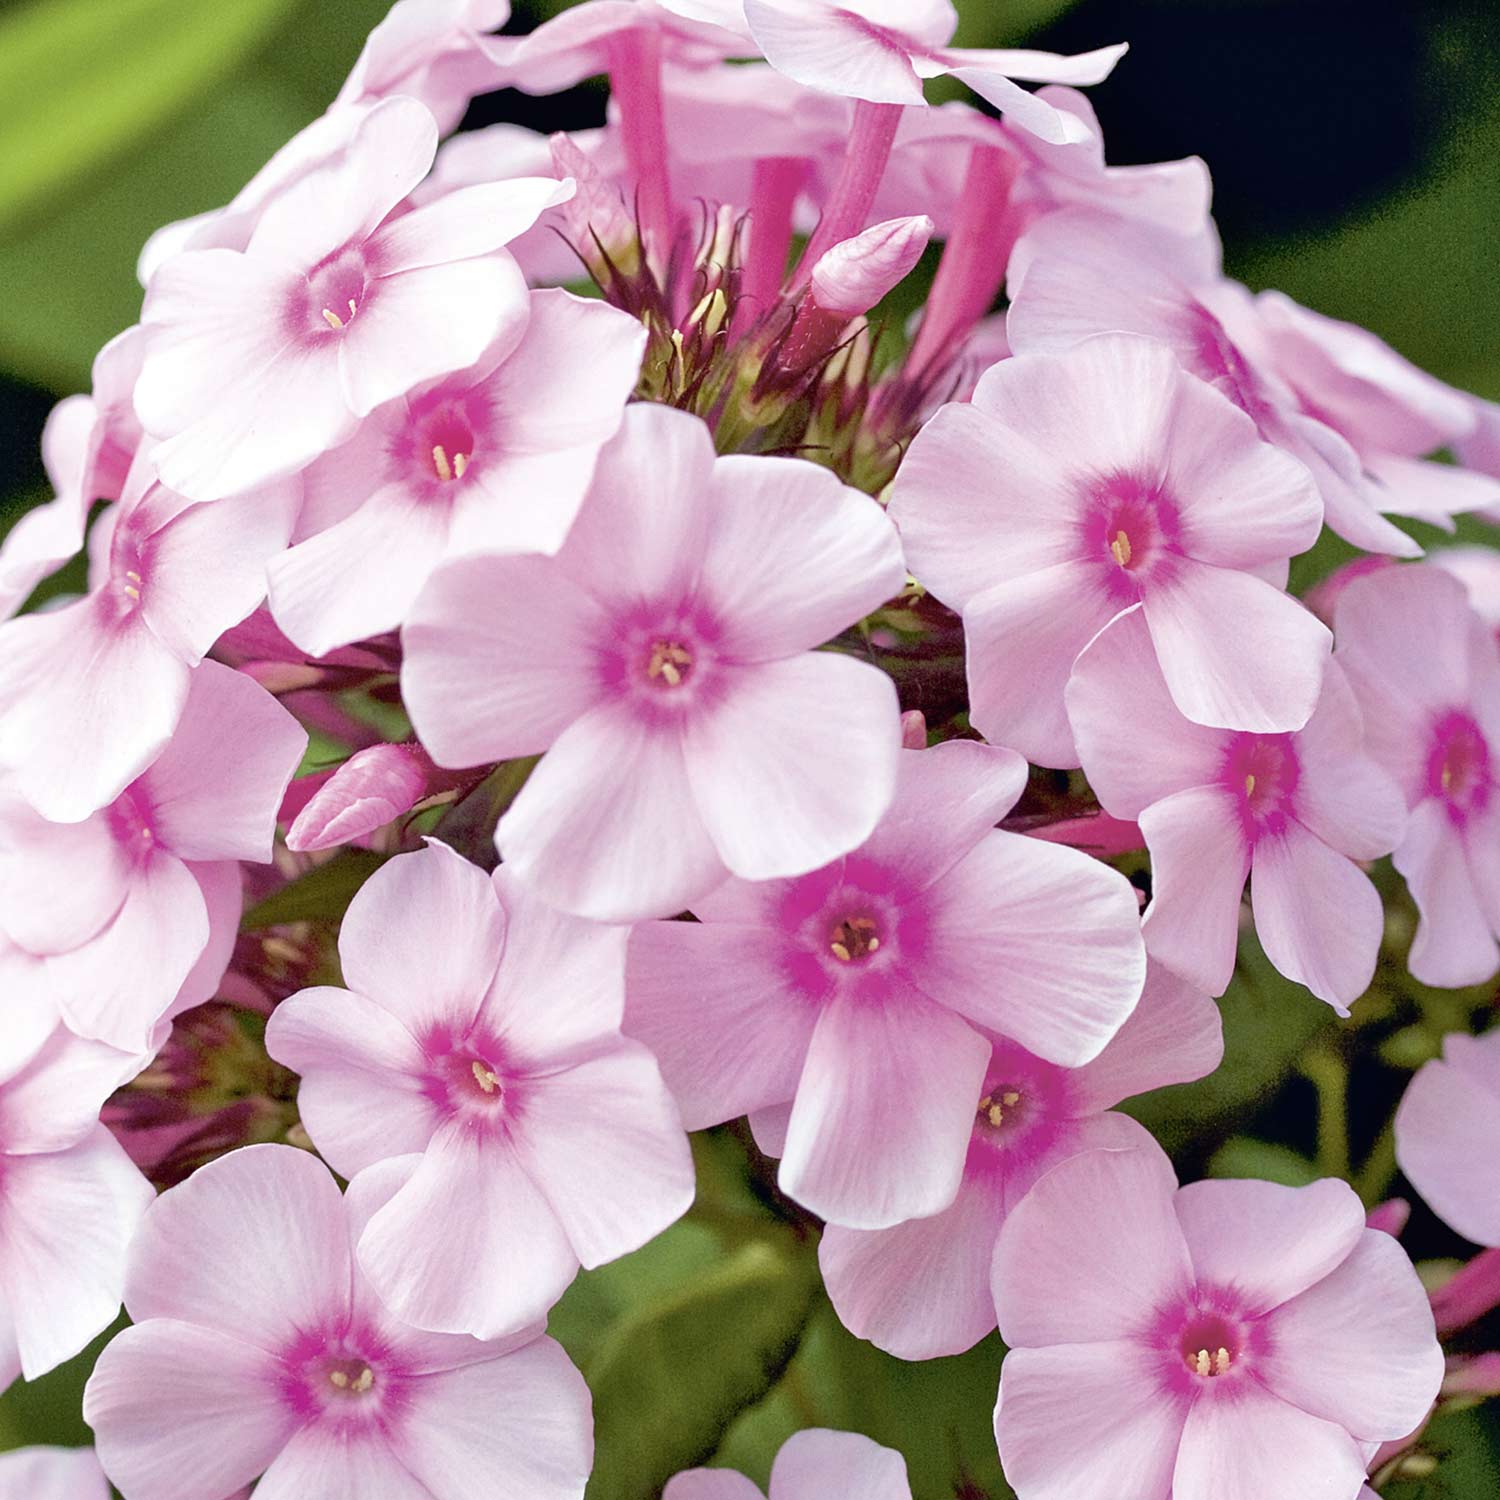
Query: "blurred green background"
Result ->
[[2, 0, 1499, 1494]]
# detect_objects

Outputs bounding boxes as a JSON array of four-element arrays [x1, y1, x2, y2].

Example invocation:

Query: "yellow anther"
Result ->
[[1110, 529, 1132, 568], [352, 1367, 374, 1393], [987, 1102, 1005, 1127], [1244, 773, 1256, 796], [830, 942, 852, 962], [1441, 764, 1454, 791], [348, 299, 358, 320], [433, 445, 453, 482], [453, 451, 469, 479], [647, 641, 693, 687], [471, 1060, 499, 1094], [1191, 1349, 1211, 1378], [322, 308, 345, 331], [1002, 1091, 1021, 1107], [124, 569, 143, 583], [329, 1370, 349, 1388], [122, 584, 141, 601], [1213, 1347, 1231, 1377], [1187, 1346, 1233, 1378]]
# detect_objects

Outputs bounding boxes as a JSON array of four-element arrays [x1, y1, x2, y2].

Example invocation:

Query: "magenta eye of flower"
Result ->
[[1176, 1312, 1243, 1380], [1109, 529, 1133, 569], [321, 298, 359, 332], [1084, 474, 1179, 587], [1220, 732, 1299, 831], [829, 915, 881, 962], [303, 248, 370, 338], [645, 640, 694, 688], [977, 1086, 1022, 1129], [1185, 1345, 1233, 1378], [469, 1059, 501, 1096], [324, 1359, 376, 1395], [426, 411, 477, 483], [1428, 711, 1491, 815]]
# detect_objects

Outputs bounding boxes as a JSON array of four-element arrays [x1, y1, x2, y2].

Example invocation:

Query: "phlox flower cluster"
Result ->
[[3, 0, 1499, 1496]]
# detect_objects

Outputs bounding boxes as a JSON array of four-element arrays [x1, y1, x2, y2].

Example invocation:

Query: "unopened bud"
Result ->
[[549, 133, 640, 277], [900, 710, 928, 750], [1366, 1198, 1411, 1238], [285, 744, 434, 852], [810, 215, 934, 318]]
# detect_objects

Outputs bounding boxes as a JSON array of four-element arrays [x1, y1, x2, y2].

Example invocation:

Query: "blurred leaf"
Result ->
[[240, 848, 384, 930], [582, 1237, 820, 1500], [1207, 1137, 1319, 1188], [0, 0, 300, 232], [0, 1318, 120, 1452], [716, 1304, 1012, 1500], [1381, 1403, 1500, 1499]]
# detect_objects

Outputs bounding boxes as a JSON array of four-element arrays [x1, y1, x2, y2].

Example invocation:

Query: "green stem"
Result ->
[[1302, 1049, 1350, 1181]]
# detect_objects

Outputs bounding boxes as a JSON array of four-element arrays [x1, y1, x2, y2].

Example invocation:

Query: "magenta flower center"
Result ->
[[321, 1356, 377, 1396], [828, 914, 881, 963], [1081, 474, 1182, 598], [106, 786, 158, 866], [303, 248, 371, 337], [1427, 710, 1492, 821], [645, 639, 695, 690], [1221, 732, 1300, 837], [425, 413, 476, 484], [1177, 1312, 1242, 1379], [976, 1084, 1023, 1131]]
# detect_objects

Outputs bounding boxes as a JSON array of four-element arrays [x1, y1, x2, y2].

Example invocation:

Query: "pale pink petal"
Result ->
[[338, 841, 503, 1035], [1173, 1178, 1366, 1315], [849, 739, 1031, 896], [0, 1028, 146, 1153], [166, 858, 244, 1025], [252, 1427, 431, 1500], [339, 253, 531, 418], [1140, 785, 1250, 998], [921, 831, 1146, 1066], [1395, 1037, 1500, 1247], [748, 1100, 792, 1157], [624, 919, 817, 1130], [1396, 799, 1499, 989], [0, 1132, 153, 1380], [1068, 961, 1223, 1113], [265, 988, 436, 1178], [1065, 606, 1227, 817], [497, 703, 726, 922], [742, 0, 929, 106], [122, 1143, 352, 1351], [0, 945, 61, 1084], [992, 1144, 1190, 1346], [85, 1322, 293, 1500], [1250, 824, 1384, 1011], [962, 566, 1121, 767], [779, 990, 990, 1228], [142, 661, 307, 863], [685, 653, 900, 882], [47, 852, 210, 1052], [995, 1341, 1186, 1500], [0, 800, 130, 954], [403, 552, 608, 765], [1143, 562, 1330, 733], [370, 179, 574, 274], [395, 1338, 593, 1500], [506, 1046, 694, 1268], [944, 65, 1095, 146], [1171, 1383, 1366, 1500], [820, 1171, 1005, 1360], [0, 601, 188, 823], [664, 1470, 764, 1500], [140, 478, 299, 664], [768, 1428, 911, 1500], [269, 481, 453, 657], [357, 1128, 577, 1338], [695, 457, 906, 660], [0, 1447, 110, 1500], [1257, 1230, 1443, 1440]]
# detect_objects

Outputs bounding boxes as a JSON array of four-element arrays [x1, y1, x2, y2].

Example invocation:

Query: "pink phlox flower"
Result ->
[[737, 0, 1125, 144], [402, 403, 907, 922], [1334, 564, 1500, 987], [625, 740, 1146, 1229], [1067, 607, 1406, 1007], [1255, 290, 1500, 528], [1007, 207, 1427, 558], [0, 445, 298, 822], [266, 841, 694, 1338], [0, 1446, 111, 1499], [1396, 1028, 1500, 1247], [83, 1143, 593, 1500], [0, 662, 306, 1051], [134, 96, 573, 501], [267, 288, 644, 656], [0, 327, 144, 621], [821, 960, 1221, 1360], [0, 1023, 152, 1388], [992, 1146, 1444, 1500], [1457, 396, 1500, 521], [888, 331, 1329, 768], [335, 0, 514, 133], [664, 1429, 912, 1500]]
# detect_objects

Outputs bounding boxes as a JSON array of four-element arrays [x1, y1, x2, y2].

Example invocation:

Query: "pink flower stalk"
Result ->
[[0, 447, 297, 822], [664, 1429, 911, 1500], [822, 961, 1221, 1359], [1334, 565, 1500, 987], [993, 1146, 1444, 1500], [1366, 1198, 1412, 1239], [0, 1447, 110, 1499], [285, 744, 444, 852], [625, 741, 1146, 1228], [0, 326, 143, 620], [1066, 607, 1406, 1007], [266, 842, 694, 1337], [83, 1144, 593, 1500], [888, 332, 1329, 767], [334, 0, 513, 133], [739, 0, 1127, 145], [267, 289, 644, 656], [134, 96, 572, 501], [0, 662, 306, 1051], [1007, 208, 1426, 557], [402, 403, 906, 922], [0, 1024, 152, 1388], [1395, 1028, 1500, 1248]]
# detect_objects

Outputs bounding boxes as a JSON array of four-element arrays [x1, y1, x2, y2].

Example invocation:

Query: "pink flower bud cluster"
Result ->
[[3, 1, 1499, 1496]]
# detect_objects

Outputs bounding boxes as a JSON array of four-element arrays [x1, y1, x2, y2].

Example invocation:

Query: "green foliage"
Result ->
[[239, 848, 386, 930]]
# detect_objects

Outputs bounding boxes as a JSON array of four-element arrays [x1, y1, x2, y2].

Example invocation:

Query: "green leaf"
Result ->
[[240, 848, 385, 930], [581, 1236, 821, 1500], [1379, 1402, 1500, 1499], [1208, 1137, 1320, 1188], [0, 0, 301, 232]]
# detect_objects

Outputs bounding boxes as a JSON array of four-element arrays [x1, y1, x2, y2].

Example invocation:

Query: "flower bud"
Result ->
[[810, 214, 934, 318], [285, 744, 434, 852]]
